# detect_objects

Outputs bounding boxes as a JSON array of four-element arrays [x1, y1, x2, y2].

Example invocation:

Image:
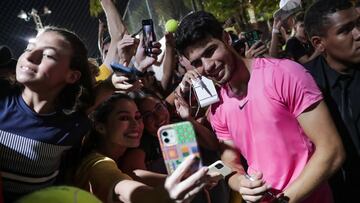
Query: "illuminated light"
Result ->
[[28, 38, 36, 43], [17, 10, 28, 20]]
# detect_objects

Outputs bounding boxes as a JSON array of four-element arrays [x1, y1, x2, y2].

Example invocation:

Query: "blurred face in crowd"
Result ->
[[295, 21, 306, 39], [184, 36, 236, 85], [102, 42, 110, 61], [98, 99, 144, 148], [16, 31, 80, 91], [315, 7, 360, 68], [138, 96, 170, 136]]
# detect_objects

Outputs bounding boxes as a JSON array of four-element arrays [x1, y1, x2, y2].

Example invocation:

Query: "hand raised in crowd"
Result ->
[[164, 154, 209, 203], [238, 172, 269, 203], [111, 72, 143, 93], [177, 56, 203, 94], [178, 69, 202, 92], [165, 31, 176, 48], [273, 17, 289, 41], [117, 34, 139, 67], [245, 41, 268, 58], [134, 35, 162, 72], [174, 92, 191, 119]]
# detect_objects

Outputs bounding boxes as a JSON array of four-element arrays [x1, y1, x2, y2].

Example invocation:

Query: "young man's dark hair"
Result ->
[[175, 11, 224, 56], [304, 0, 353, 38]]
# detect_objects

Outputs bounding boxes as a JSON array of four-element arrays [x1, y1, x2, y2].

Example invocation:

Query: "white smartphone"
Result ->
[[208, 160, 232, 178], [191, 76, 219, 108]]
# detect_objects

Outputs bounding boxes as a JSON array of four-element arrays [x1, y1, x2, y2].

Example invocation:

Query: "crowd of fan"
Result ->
[[1, 0, 360, 202]]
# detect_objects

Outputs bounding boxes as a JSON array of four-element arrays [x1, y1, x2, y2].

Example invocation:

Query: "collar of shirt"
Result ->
[[319, 56, 357, 88]]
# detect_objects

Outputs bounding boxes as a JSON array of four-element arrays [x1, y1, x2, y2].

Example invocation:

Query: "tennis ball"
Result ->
[[165, 19, 179, 33], [16, 186, 101, 203]]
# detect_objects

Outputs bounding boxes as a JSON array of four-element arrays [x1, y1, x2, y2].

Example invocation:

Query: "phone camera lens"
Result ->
[[162, 131, 168, 137], [164, 138, 170, 143], [215, 163, 224, 169]]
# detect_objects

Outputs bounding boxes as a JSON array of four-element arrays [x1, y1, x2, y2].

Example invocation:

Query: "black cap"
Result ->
[[0, 45, 17, 70]]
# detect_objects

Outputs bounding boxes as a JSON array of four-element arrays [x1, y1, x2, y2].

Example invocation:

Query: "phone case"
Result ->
[[245, 30, 261, 48], [157, 121, 202, 174], [208, 160, 232, 178], [110, 62, 137, 83], [110, 62, 133, 74], [192, 76, 219, 108]]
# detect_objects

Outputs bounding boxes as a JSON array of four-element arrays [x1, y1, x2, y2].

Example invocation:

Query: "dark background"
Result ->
[[0, 0, 128, 59]]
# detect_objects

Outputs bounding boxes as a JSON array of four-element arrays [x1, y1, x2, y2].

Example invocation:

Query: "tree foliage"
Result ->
[[89, 0, 103, 17], [203, 0, 240, 22], [203, 0, 281, 22], [252, 0, 280, 21]]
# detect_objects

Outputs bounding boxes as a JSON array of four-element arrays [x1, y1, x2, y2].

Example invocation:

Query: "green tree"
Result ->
[[203, 0, 281, 23], [203, 0, 240, 22], [89, 0, 103, 17]]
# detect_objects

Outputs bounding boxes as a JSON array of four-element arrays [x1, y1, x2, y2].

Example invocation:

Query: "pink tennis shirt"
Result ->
[[209, 58, 332, 202]]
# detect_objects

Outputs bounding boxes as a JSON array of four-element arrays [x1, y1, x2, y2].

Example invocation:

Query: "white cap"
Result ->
[[274, 0, 302, 21]]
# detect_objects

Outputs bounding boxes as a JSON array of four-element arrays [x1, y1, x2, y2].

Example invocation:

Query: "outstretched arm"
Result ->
[[100, 0, 129, 71], [100, 0, 128, 39], [115, 155, 209, 203], [161, 32, 176, 92]]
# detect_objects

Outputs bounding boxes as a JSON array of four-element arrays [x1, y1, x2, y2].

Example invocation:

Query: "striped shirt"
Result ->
[[0, 93, 90, 201]]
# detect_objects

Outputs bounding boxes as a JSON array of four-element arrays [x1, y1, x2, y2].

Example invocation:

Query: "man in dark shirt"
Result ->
[[304, 0, 360, 202]]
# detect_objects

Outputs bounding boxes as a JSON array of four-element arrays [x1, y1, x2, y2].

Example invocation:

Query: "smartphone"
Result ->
[[157, 121, 202, 174], [142, 19, 156, 56], [232, 38, 246, 53], [208, 160, 233, 178], [244, 30, 261, 48], [110, 62, 137, 83], [191, 76, 219, 108]]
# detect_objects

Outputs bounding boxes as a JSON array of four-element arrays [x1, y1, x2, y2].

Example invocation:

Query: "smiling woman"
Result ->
[[76, 93, 211, 203], [0, 26, 94, 202]]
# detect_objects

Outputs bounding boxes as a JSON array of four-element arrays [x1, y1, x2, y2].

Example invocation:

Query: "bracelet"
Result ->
[[272, 28, 280, 34]]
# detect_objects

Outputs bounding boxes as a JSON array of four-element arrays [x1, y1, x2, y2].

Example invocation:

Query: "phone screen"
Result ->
[[142, 19, 156, 56], [245, 30, 261, 48]]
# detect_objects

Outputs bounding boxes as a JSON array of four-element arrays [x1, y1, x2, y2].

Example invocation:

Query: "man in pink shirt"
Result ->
[[175, 11, 345, 203]]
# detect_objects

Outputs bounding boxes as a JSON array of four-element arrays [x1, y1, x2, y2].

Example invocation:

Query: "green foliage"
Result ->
[[203, 0, 240, 22], [89, 0, 103, 17], [203, 0, 281, 22], [252, 0, 280, 21]]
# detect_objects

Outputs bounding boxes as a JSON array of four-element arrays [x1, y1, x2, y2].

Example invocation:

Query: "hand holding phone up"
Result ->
[[245, 41, 268, 59], [134, 19, 162, 72]]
